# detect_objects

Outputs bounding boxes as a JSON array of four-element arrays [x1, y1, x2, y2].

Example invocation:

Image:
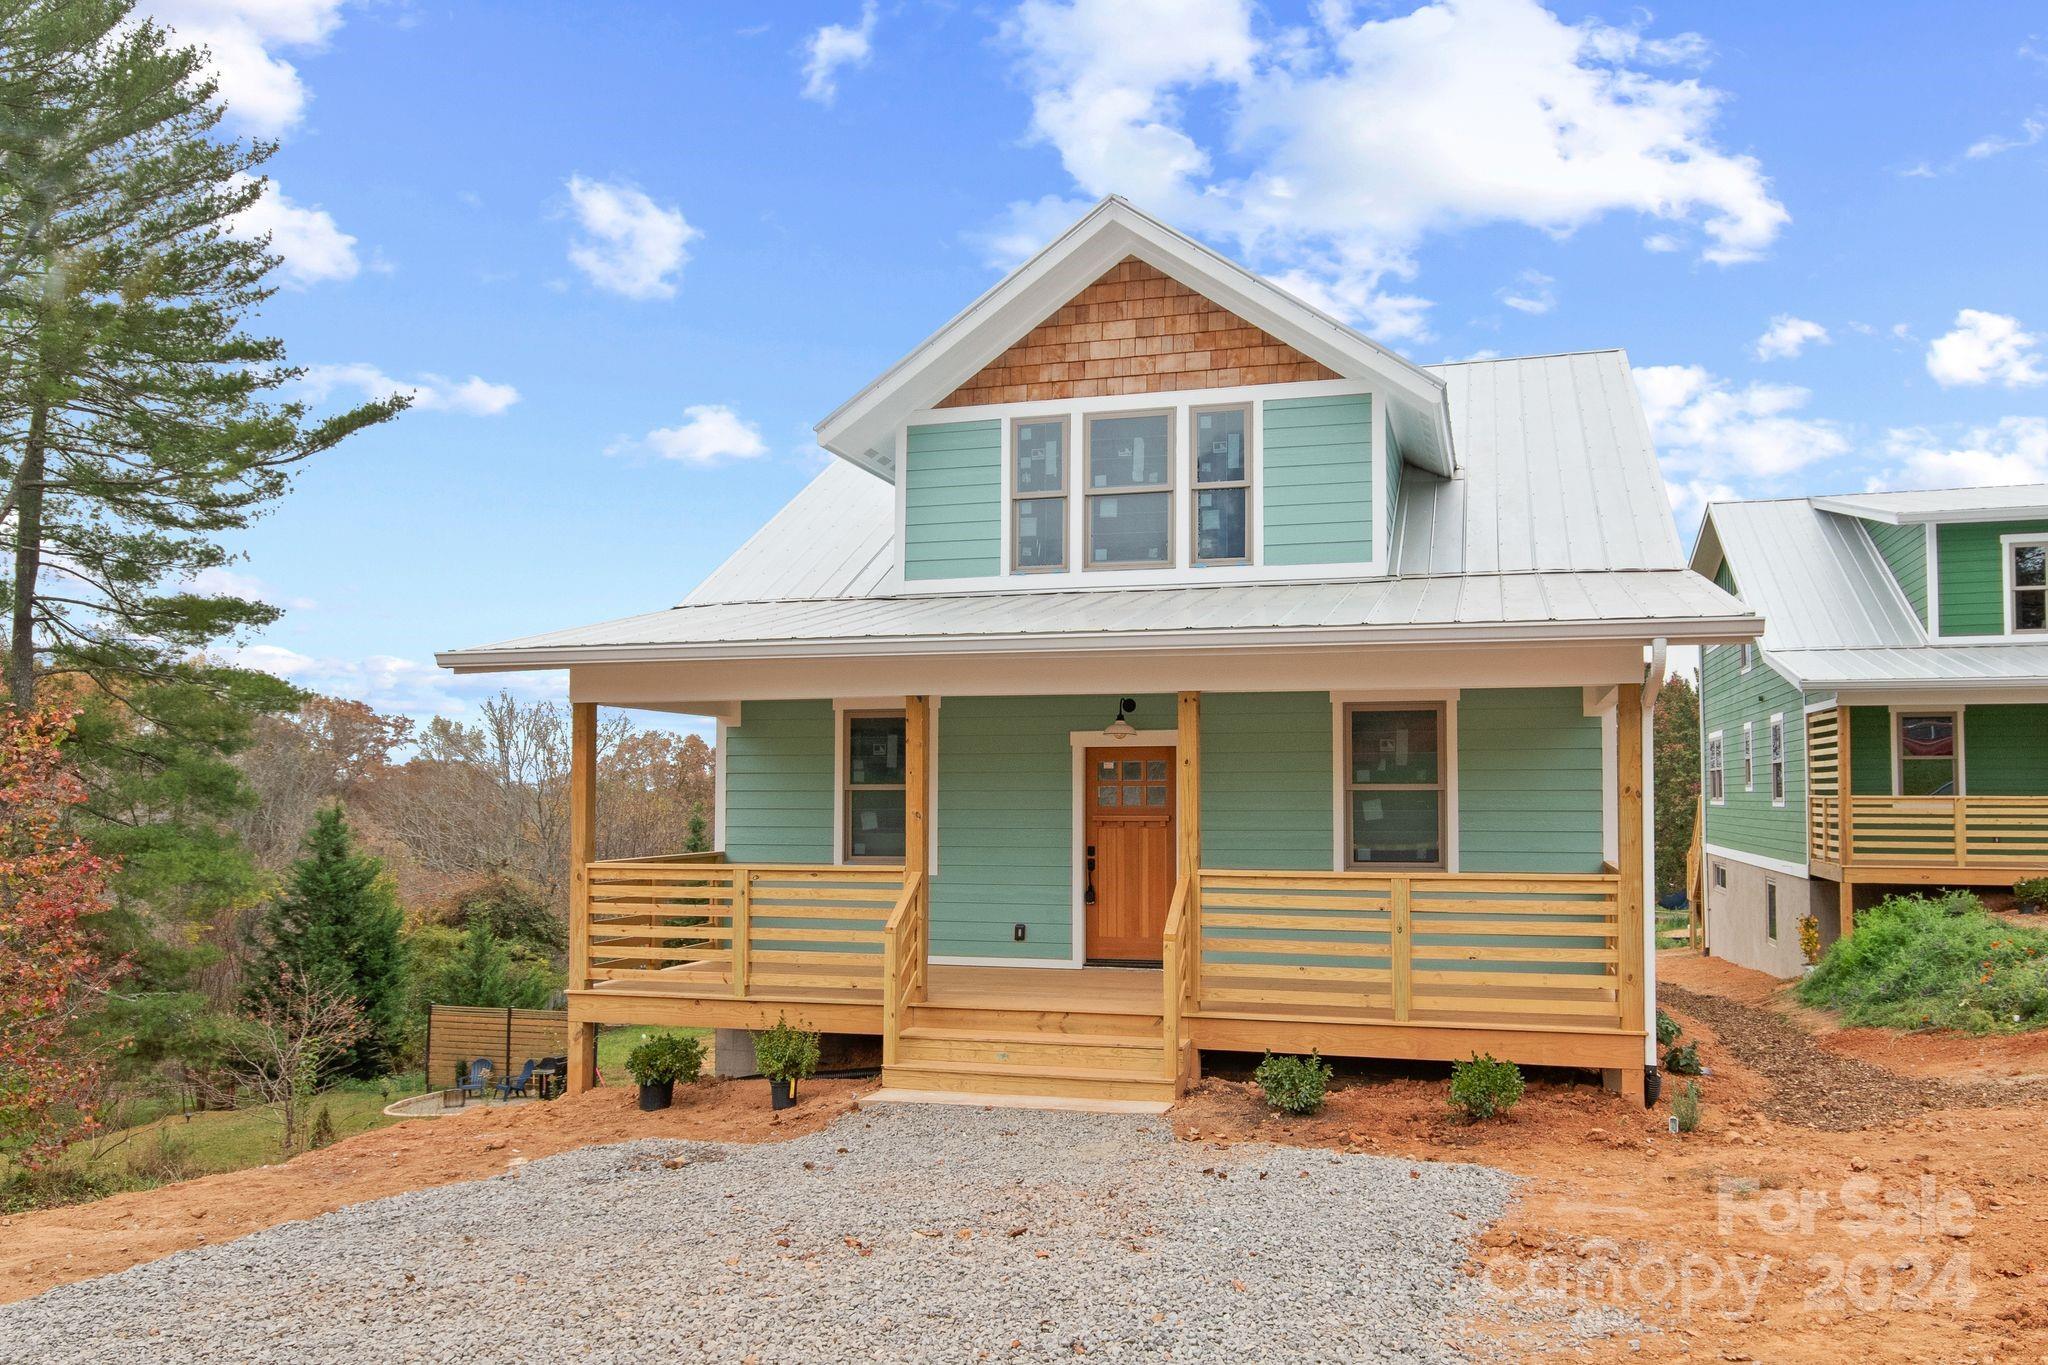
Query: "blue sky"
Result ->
[[153, 0, 2048, 721]]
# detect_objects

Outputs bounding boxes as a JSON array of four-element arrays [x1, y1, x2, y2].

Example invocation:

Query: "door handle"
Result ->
[[1085, 844, 1097, 904]]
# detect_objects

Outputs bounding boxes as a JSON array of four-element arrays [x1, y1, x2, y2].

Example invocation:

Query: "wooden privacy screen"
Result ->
[[424, 1004, 567, 1090]]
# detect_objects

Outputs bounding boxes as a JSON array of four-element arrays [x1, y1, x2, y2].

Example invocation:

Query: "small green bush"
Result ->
[[1663, 1040, 1702, 1075], [2015, 877, 2048, 914], [1253, 1052, 1332, 1114], [1671, 1080, 1702, 1134], [625, 1032, 705, 1087], [1655, 1008, 1682, 1047], [1797, 891, 2048, 1034], [752, 1015, 820, 1084], [1448, 1053, 1524, 1121]]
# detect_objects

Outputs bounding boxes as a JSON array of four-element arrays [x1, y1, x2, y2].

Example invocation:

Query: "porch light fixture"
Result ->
[[1103, 697, 1138, 739]]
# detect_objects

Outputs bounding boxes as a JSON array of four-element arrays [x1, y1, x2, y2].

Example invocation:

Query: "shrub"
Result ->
[[2015, 877, 2048, 914], [1671, 1081, 1703, 1134], [1797, 892, 2048, 1034], [1663, 1041, 1702, 1075], [126, 1130, 200, 1184], [752, 1016, 820, 1084], [625, 1033, 705, 1087], [1655, 1008, 1683, 1047], [1448, 1054, 1524, 1121], [1253, 1052, 1332, 1114], [308, 1105, 337, 1150], [1798, 915, 1822, 966]]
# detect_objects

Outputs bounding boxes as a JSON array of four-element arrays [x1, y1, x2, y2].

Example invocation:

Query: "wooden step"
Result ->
[[897, 1027, 1164, 1074], [906, 1003, 1162, 1037], [882, 1060, 1178, 1103]]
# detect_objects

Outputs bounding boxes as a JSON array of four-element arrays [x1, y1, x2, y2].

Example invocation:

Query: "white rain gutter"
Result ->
[[1644, 637, 1669, 709]]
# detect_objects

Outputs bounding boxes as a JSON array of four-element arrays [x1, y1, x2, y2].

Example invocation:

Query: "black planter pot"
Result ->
[[637, 1081, 674, 1112], [769, 1077, 795, 1110]]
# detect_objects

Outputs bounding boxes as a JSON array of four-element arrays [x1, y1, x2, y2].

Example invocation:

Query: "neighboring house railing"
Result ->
[[1810, 795, 2048, 870], [1186, 869, 1634, 1034], [578, 854, 906, 998], [881, 870, 927, 1065]]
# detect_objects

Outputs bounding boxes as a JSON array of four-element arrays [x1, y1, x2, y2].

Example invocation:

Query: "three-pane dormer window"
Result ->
[[1085, 411, 1173, 569]]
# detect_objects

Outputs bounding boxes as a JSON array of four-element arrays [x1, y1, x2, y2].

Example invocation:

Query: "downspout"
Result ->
[[1644, 637, 1669, 709], [1640, 637, 1668, 1101]]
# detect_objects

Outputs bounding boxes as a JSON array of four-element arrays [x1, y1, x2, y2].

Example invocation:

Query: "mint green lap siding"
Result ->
[[1964, 705, 2048, 794], [1457, 688, 1605, 873], [904, 420, 1001, 580], [1200, 692, 1333, 870], [1848, 705, 1892, 795], [1261, 394, 1372, 566], [724, 700, 834, 863], [930, 694, 1173, 959], [1937, 519, 2048, 635], [1865, 520, 1929, 625], [1699, 648, 1808, 863]]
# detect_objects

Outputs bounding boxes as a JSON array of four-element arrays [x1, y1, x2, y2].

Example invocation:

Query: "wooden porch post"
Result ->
[[904, 694, 930, 1002], [1613, 682, 1647, 1105], [567, 701, 598, 1095], [1836, 705, 1856, 939], [1176, 692, 1201, 880]]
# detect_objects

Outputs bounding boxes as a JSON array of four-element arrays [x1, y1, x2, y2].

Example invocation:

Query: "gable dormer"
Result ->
[[815, 197, 1453, 594]]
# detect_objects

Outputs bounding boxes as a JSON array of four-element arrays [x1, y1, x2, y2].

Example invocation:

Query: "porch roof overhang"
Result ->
[[1768, 643, 2048, 692], [436, 568, 1759, 673]]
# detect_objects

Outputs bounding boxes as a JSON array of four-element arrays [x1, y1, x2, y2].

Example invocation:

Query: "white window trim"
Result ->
[[832, 697, 939, 870], [1710, 859, 1726, 891], [2002, 532, 2048, 637], [1888, 704, 1965, 798], [1768, 712, 1787, 808], [1008, 415, 1070, 574], [1706, 729, 1725, 805], [1740, 642, 1755, 674], [1741, 720, 1755, 792], [897, 377, 1385, 593], [1188, 400, 1254, 568], [1330, 693, 1458, 872], [1082, 407, 1177, 572]]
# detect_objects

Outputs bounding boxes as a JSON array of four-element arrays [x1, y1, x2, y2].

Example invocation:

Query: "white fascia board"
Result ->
[[1811, 495, 2048, 526], [814, 196, 1452, 480]]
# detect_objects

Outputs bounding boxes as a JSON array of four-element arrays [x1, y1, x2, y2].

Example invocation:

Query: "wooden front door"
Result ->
[[1083, 746, 1176, 963]]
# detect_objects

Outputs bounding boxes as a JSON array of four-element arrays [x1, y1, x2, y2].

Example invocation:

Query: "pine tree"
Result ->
[[248, 807, 405, 1078], [440, 921, 515, 1008], [1653, 673, 1702, 900], [685, 801, 709, 853]]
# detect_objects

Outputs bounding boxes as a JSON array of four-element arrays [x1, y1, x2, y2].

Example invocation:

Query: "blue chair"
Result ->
[[495, 1058, 538, 1100], [454, 1057, 494, 1104]]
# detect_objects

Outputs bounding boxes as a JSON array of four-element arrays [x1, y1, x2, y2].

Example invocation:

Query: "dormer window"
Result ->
[[2010, 537, 2047, 634], [1012, 418, 1068, 572], [1192, 404, 1251, 565], [1085, 411, 1173, 569]]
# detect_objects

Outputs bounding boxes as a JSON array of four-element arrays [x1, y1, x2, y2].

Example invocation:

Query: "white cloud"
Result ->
[[1965, 114, 2045, 160], [226, 173, 359, 286], [298, 363, 521, 416], [144, 0, 345, 135], [1926, 310, 2047, 388], [1752, 314, 1829, 361], [564, 176, 699, 300], [189, 565, 316, 611], [1635, 363, 1849, 480], [232, 645, 566, 720], [1665, 476, 1739, 534], [1642, 232, 1683, 253], [1497, 269, 1556, 315], [617, 405, 769, 465], [995, 0, 1787, 336], [801, 2, 878, 104], [1882, 417, 2048, 488]]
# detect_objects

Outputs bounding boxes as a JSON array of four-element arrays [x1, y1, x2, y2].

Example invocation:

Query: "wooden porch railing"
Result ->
[[578, 855, 906, 998], [1186, 869, 1632, 1032], [881, 870, 927, 1066], [1810, 795, 2048, 869], [1160, 874, 1194, 1081]]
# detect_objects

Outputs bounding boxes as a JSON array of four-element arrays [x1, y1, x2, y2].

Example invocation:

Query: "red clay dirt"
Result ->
[[5, 956, 2046, 1361]]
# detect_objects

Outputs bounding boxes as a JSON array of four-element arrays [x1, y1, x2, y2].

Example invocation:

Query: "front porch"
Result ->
[[563, 685, 1650, 1104]]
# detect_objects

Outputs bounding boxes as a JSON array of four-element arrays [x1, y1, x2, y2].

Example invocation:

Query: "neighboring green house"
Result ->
[[1692, 487, 2048, 978], [441, 197, 1757, 1105]]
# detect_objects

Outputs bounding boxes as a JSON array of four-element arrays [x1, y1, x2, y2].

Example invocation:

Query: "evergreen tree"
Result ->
[[248, 807, 405, 1077], [438, 921, 515, 1008], [1653, 673, 1702, 900], [685, 801, 709, 853]]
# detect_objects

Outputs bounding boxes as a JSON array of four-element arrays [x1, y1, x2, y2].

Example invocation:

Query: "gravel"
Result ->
[[0, 1104, 1527, 1363]]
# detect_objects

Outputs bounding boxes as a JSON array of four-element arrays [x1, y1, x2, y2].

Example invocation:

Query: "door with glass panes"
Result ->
[[1083, 747, 1176, 963]]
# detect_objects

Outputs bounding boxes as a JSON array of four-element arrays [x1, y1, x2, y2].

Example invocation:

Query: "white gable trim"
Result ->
[[815, 196, 1452, 483]]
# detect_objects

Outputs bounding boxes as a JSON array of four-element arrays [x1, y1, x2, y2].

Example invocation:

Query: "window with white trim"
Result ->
[[1706, 731, 1725, 804], [1897, 711, 1959, 796], [843, 710, 906, 862], [1741, 721, 1754, 791], [1190, 404, 1250, 566], [1344, 703, 1445, 868], [1711, 861, 1726, 890], [1769, 714, 1786, 806], [1084, 410, 1173, 569], [1740, 642, 1755, 673], [2010, 537, 2048, 634], [1011, 418, 1067, 572]]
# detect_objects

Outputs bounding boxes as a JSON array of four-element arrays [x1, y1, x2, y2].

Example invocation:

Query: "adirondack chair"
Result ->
[[495, 1058, 538, 1100], [454, 1057, 494, 1104]]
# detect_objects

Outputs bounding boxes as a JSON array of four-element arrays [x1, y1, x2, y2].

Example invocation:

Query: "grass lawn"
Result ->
[[597, 1023, 712, 1079]]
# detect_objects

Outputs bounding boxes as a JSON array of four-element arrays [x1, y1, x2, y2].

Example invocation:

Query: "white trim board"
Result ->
[[1703, 843, 1812, 882], [1328, 690, 1461, 874], [1067, 727, 1178, 968]]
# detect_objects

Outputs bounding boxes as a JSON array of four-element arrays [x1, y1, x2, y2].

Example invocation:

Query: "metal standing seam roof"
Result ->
[[1812, 483, 2048, 524]]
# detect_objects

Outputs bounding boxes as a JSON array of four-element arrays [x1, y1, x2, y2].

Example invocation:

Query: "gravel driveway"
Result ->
[[0, 1104, 1521, 1363]]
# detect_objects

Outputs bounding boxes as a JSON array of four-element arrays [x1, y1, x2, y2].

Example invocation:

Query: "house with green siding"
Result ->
[[1692, 487, 2048, 978], [440, 198, 1757, 1107]]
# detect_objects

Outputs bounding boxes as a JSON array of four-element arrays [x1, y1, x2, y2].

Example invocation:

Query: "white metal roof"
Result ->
[[683, 461, 894, 604], [1693, 493, 2048, 688], [440, 569, 1756, 669], [1813, 484, 2048, 524]]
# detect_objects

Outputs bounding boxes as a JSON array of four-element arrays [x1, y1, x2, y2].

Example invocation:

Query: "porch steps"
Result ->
[[896, 1027, 1163, 1075], [885, 1007, 1180, 1103], [881, 1060, 1178, 1104]]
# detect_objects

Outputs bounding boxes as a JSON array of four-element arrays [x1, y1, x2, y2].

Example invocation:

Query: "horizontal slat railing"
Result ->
[[1833, 796, 2048, 869], [1190, 869, 1627, 1031], [583, 857, 905, 1000]]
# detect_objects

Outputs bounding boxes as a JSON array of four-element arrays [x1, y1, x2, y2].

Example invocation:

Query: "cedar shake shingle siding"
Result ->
[[936, 257, 1338, 408]]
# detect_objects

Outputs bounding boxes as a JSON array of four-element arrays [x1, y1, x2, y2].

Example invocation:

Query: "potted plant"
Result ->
[[625, 1032, 704, 1112], [752, 1014, 820, 1110]]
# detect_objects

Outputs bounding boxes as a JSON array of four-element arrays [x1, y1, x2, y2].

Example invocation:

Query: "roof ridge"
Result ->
[[1427, 347, 1625, 368]]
